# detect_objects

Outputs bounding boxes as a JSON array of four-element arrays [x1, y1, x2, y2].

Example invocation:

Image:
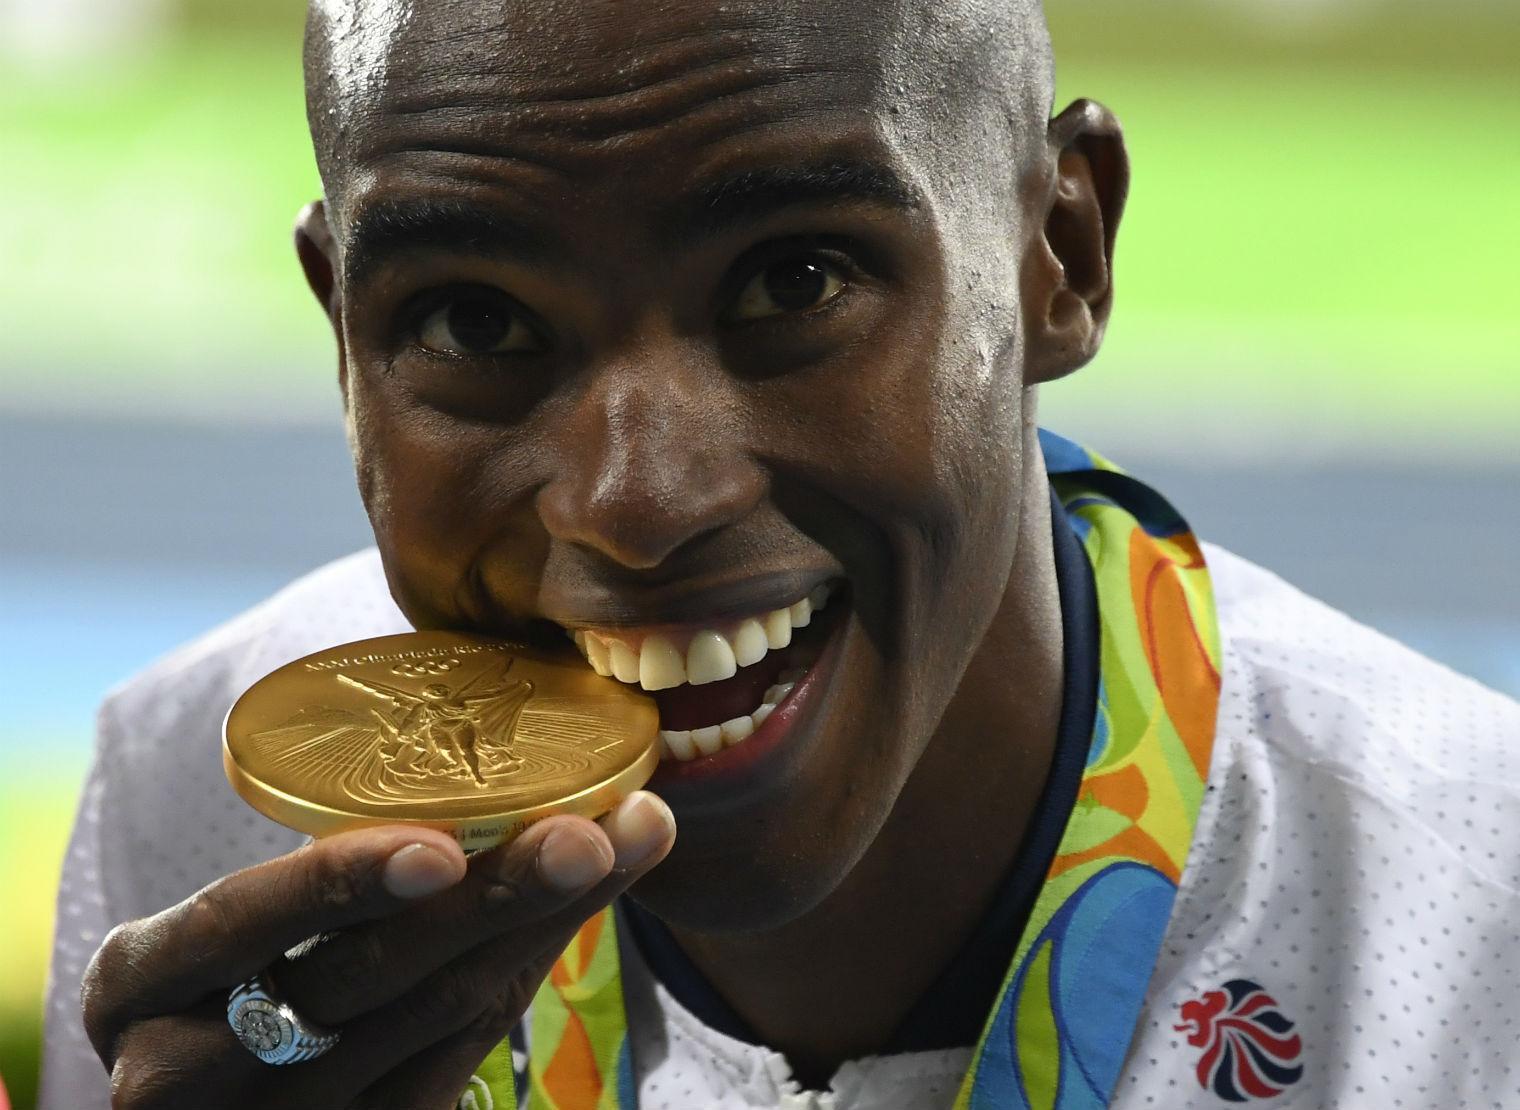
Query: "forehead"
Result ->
[[316, 0, 968, 229]]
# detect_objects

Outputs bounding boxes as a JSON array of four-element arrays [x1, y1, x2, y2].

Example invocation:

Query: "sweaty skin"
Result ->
[[297, 0, 1127, 1084]]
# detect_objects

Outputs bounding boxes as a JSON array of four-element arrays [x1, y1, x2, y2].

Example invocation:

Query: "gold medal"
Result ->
[[224, 631, 658, 849]]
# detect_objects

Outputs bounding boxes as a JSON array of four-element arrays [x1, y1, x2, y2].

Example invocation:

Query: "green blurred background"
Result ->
[[2, 1, 1516, 1106]]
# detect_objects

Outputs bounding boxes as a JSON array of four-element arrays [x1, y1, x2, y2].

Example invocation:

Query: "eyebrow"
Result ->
[[681, 159, 922, 238], [343, 198, 551, 289], [341, 158, 921, 287]]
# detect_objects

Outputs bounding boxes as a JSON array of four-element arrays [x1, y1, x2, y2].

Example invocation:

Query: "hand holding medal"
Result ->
[[79, 633, 675, 1107]]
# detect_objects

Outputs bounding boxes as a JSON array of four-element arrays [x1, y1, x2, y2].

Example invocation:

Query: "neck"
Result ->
[[670, 446, 1067, 1087]]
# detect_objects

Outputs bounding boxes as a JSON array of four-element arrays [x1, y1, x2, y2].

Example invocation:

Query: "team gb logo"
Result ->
[[1174, 979, 1304, 1102]]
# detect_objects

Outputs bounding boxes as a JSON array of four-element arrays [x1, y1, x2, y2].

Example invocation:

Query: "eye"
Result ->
[[413, 287, 541, 356], [727, 253, 846, 322]]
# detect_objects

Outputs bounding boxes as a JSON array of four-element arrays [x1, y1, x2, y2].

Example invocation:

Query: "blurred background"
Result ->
[[1, 0, 1516, 1105]]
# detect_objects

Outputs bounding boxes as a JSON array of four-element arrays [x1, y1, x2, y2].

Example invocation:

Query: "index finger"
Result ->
[[83, 825, 466, 1053]]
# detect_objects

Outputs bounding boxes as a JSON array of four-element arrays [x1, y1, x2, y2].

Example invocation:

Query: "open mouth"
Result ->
[[566, 582, 846, 764]]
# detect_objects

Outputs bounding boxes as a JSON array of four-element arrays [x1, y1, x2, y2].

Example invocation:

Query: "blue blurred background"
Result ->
[[1, 0, 1517, 1106]]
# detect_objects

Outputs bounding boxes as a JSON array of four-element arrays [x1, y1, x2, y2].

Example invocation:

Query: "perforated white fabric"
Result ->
[[40, 552, 405, 1109], [1119, 546, 1520, 1109], [38, 544, 1520, 1109]]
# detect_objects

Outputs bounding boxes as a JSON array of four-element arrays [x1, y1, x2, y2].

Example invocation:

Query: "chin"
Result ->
[[625, 835, 851, 934]]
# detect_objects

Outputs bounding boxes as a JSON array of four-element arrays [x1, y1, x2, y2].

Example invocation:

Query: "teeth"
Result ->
[[656, 686, 786, 764], [763, 609, 792, 650], [609, 640, 640, 684], [690, 725, 724, 756], [574, 583, 836, 692], [639, 633, 686, 691], [762, 682, 794, 706], [584, 636, 612, 677], [686, 630, 737, 685], [660, 729, 695, 761], [730, 618, 769, 668], [778, 668, 805, 685]]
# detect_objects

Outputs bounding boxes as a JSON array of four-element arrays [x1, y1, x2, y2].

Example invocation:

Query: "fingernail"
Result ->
[[537, 826, 614, 893], [383, 843, 459, 899], [604, 793, 675, 870]]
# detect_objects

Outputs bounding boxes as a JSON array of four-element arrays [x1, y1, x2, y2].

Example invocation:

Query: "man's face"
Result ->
[[313, 0, 1055, 930]]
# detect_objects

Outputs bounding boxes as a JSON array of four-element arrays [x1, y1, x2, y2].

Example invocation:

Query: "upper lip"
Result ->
[[540, 568, 839, 631]]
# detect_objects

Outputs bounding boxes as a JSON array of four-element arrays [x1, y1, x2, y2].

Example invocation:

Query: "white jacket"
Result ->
[[39, 545, 1520, 1109]]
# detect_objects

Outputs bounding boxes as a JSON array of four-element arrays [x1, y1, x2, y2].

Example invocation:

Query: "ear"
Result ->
[[294, 199, 340, 321], [294, 199, 352, 399], [1023, 99, 1129, 385]]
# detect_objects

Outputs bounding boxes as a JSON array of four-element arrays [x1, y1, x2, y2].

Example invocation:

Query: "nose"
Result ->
[[536, 346, 764, 571]]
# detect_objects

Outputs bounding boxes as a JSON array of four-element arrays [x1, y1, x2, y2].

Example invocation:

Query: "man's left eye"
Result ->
[[414, 288, 541, 355], [727, 254, 846, 322]]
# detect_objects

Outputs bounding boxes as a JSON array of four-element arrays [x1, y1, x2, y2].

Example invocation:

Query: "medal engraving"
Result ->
[[225, 632, 659, 846], [254, 655, 534, 797]]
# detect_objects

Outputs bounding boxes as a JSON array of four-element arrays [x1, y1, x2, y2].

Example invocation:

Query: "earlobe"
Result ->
[[1024, 99, 1130, 385], [294, 200, 341, 323]]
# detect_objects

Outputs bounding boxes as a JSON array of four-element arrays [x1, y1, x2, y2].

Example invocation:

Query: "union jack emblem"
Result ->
[[1174, 979, 1304, 1102]]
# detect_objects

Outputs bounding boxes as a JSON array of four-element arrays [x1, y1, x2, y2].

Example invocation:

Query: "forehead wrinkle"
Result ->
[[379, 57, 866, 148], [382, 2, 860, 99], [315, 0, 893, 189], [391, 18, 769, 104], [352, 70, 875, 191], [312, 0, 1052, 240]]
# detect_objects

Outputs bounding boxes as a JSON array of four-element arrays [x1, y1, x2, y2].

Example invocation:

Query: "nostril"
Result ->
[[535, 475, 672, 569], [538, 472, 763, 574]]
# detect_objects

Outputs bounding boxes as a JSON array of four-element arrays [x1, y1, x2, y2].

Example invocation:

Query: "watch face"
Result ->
[[236, 999, 292, 1056]]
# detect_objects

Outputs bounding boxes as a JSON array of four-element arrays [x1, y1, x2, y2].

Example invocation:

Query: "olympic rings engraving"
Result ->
[[392, 657, 461, 677]]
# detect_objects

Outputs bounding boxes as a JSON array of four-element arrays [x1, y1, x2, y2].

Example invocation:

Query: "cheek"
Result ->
[[348, 376, 539, 622], [914, 382, 1028, 653], [867, 352, 1027, 699], [820, 315, 1024, 566], [920, 305, 1031, 562]]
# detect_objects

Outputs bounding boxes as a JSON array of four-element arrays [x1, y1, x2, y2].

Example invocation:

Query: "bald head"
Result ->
[[303, 0, 1054, 217]]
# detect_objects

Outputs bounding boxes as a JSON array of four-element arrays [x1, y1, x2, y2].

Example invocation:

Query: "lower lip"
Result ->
[[644, 614, 846, 803]]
